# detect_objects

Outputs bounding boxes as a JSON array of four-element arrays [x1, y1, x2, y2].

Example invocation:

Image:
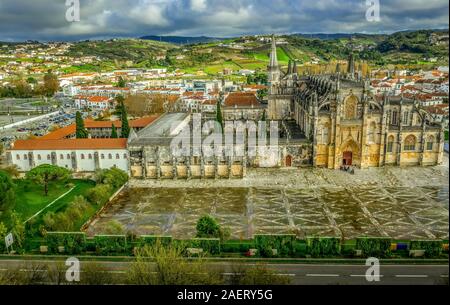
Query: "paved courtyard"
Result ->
[[87, 157, 449, 240]]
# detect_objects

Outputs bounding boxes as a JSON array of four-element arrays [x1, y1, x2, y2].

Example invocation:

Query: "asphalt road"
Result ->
[[0, 259, 448, 285]]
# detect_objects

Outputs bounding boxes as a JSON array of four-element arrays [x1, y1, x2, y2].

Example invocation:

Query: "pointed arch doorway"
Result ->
[[285, 155, 292, 167], [343, 151, 353, 166]]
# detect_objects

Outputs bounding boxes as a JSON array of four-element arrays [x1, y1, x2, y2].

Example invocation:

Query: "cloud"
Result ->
[[0, 0, 447, 41], [191, 0, 207, 12]]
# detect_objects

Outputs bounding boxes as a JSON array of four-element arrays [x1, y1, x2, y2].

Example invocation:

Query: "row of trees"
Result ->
[[0, 70, 59, 98]]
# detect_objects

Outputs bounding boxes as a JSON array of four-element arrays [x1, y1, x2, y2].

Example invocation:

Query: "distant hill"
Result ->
[[140, 35, 224, 45]]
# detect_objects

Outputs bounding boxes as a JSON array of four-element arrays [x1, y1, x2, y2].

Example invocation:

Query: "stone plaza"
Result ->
[[86, 155, 449, 241]]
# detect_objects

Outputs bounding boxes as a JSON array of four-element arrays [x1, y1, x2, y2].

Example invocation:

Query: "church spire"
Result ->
[[293, 61, 298, 74], [287, 60, 292, 75], [268, 34, 280, 88], [269, 34, 279, 69]]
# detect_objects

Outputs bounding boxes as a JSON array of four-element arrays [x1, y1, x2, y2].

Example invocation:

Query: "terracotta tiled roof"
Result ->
[[39, 125, 76, 140], [87, 96, 111, 103], [11, 139, 127, 150], [39, 115, 159, 140], [224, 92, 260, 107]]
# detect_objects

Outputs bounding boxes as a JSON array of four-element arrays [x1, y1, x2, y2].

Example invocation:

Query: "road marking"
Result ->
[[395, 275, 428, 278], [440, 275, 448, 278], [306, 274, 340, 277]]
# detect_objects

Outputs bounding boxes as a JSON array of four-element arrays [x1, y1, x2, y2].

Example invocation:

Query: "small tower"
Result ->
[[268, 35, 280, 91], [347, 37, 355, 78], [287, 60, 292, 75], [293, 61, 298, 74]]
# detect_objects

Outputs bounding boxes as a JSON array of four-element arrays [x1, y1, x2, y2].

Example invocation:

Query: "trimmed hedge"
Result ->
[[356, 237, 392, 257], [189, 238, 221, 255], [306, 237, 341, 257], [221, 241, 254, 253], [94, 235, 128, 255], [293, 240, 307, 257], [45, 232, 86, 254], [254, 234, 296, 257], [138, 235, 173, 247], [410, 240, 443, 258]]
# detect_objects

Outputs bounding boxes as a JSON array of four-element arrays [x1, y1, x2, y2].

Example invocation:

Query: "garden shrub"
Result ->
[[95, 168, 129, 190], [254, 234, 296, 257], [306, 237, 341, 257], [45, 232, 86, 254], [356, 237, 392, 257], [94, 235, 128, 255], [410, 240, 443, 258], [86, 184, 113, 206]]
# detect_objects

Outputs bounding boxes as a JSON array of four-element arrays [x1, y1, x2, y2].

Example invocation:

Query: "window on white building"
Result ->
[[16, 154, 20, 160]]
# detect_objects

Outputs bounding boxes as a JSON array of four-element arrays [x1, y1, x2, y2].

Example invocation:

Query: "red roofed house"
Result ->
[[223, 92, 266, 121]]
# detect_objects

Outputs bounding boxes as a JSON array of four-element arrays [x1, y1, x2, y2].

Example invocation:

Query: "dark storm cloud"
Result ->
[[0, 0, 448, 41]]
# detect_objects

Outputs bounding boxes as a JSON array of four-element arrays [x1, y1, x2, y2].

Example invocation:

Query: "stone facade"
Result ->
[[267, 36, 444, 169]]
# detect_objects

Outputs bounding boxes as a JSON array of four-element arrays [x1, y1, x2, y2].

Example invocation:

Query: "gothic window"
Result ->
[[426, 136, 435, 151], [81, 154, 85, 160], [16, 154, 20, 160], [368, 122, 376, 143], [88, 154, 92, 159], [101, 154, 105, 159], [47, 155, 51, 160], [345, 96, 358, 119], [323, 125, 329, 144], [404, 135, 417, 151], [37, 154, 41, 160], [387, 136, 395, 153], [67, 154, 70, 159], [108, 154, 112, 160], [60, 154, 64, 160], [123, 154, 128, 159], [403, 111, 409, 125], [392, 111, 398, 125], [24, 154, 27, 160], [116, 154, 120, 159]]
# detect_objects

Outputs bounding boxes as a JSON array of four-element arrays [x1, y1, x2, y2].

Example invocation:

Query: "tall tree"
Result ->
[[0, 170, 15, 212], [75, 112, 88, 139], [117, 76, 126, 88], [216, 100, 223, 129], [111, 123, 118, 139], [42, 70, 59, 97], [114, 95, 125, 116], [25, 165, 71, 196], [120, 102, 130, 139]]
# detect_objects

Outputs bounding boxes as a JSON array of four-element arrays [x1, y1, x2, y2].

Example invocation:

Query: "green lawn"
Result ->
[[6, 179, 96, 225]]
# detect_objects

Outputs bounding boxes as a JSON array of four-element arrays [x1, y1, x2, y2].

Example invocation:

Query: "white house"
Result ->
[[75, 96, 114, 110], [8, 139, 129, 173]]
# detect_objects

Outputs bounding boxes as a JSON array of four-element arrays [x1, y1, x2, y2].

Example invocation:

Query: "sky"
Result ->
[[0, 0, 448, 41]]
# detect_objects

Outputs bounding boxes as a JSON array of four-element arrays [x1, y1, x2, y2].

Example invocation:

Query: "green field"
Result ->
[[3, 179, 96, 226]]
